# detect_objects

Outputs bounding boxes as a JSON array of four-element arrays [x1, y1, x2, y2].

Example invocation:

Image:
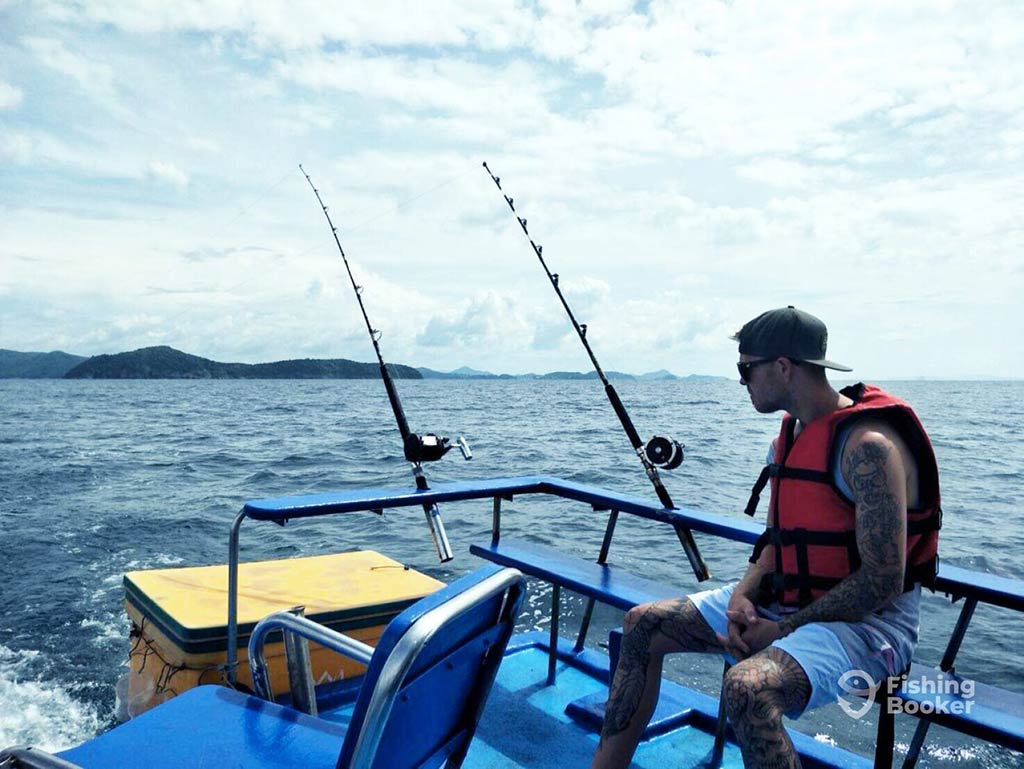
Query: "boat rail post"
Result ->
[[900, 596, 979, 769], [708, 662, 731, 768], [574, 508, 619, 653], [491, 496, 502, 545], [284, 606, 318, 715], [547, 584, 561, 686], [226, 509, 246, 685]]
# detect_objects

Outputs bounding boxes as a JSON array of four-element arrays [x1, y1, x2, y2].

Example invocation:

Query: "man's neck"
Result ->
[[788, 383, 851, 427]]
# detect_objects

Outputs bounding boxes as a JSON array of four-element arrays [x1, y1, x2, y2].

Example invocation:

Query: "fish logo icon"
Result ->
[[836, 669, 879, 720]]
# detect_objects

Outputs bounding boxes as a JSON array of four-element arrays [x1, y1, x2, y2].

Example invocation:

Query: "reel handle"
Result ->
[[403, 433, 473, 462]]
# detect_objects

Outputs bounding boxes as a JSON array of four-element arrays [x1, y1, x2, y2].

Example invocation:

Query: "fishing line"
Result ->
[[300, 164, 471, 563], [482, 161, 710, 582], [153, 167, 303, 330], [340, 168, 474, 235], [160, 168, 467, 333]]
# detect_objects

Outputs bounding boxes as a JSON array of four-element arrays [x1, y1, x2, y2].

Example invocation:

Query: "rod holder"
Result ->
[[284, 606, 318, 716], [424, 504, 454, 562]]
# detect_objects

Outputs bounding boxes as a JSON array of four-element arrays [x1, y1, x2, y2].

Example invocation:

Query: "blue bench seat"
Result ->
[[893, 664, 1024, 752], [469, 539, 680, 611]]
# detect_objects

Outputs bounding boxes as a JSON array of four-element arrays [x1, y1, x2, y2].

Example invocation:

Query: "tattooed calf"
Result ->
[[601, 599, 720, 741]]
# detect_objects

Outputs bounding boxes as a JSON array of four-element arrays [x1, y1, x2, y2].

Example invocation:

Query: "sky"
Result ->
[[1, 1, 1022, 379]]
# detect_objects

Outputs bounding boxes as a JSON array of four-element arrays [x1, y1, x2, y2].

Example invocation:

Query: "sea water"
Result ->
[[1, 378, 1022, 766]]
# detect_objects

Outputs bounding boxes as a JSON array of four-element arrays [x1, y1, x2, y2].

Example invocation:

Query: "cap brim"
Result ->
[[805, 358, 853, 372]]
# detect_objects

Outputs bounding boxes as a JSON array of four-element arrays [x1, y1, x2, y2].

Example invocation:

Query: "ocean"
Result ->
[[1, 378, 1021, 766]]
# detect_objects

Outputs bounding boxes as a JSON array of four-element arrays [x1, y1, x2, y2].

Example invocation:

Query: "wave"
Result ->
[[0, 646, 104, 752]]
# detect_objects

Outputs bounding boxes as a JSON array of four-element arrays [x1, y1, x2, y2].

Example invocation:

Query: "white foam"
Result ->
[[0, 645, 104, 752], [80, 616, 127, 648], [153, 554, 184, 566], [894, 741, 980, 763]]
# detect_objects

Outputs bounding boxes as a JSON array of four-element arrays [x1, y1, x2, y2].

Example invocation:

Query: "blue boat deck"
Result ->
[[309, 633, 869, 769], [469, 639, 745, 769]]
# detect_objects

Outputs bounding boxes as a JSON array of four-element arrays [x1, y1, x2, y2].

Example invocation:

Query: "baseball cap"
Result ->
[[731, 306, 852, 372]]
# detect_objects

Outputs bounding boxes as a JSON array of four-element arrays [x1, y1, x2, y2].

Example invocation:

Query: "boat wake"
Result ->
[[0, 645, 103, 752]]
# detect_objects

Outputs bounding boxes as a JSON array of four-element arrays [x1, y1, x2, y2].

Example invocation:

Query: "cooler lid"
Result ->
[[124, 550, 444, 652]]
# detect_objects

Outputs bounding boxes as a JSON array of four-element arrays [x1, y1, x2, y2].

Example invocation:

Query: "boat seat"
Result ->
[[471, 538, 679, 680], [34, 564, 526, 769], [884, 662, 1024, 752], [470, 538, 679, 612]]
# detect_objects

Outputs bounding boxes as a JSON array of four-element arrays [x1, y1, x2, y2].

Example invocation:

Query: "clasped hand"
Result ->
[[714, 595, 782, 660]]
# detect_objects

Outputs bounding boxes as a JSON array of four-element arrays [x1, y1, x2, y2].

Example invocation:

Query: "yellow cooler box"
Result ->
[[120, 550, 443, 718]]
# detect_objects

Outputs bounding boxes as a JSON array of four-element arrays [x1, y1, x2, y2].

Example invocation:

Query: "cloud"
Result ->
[[24, 36, 117, 99], [143, 286, 218, 296], [416, 291, 532, 349], [146, 161, 188, 188], [179, 245, 274, 263], [41, 0, 536, 51], [0, 81, 22, 109], [276, 51, 553, 130], [736, 159, 858, 190], [560, 275, 611, 312]]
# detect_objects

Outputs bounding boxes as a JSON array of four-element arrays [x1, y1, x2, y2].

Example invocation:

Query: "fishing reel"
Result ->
[[404, 433, 472, 463], [644, 434, 684, 470]]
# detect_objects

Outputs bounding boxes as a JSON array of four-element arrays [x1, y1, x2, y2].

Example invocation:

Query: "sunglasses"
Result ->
[[737, 358, 803, 380], [736, 359, 775, 380]]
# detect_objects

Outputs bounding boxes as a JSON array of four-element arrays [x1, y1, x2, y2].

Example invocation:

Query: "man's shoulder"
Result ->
[[838, 416, 918, 492]]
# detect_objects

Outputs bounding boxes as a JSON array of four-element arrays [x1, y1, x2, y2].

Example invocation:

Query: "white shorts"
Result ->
[[690, 583, 896, 717]]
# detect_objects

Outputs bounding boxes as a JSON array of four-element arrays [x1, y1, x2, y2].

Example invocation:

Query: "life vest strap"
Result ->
[[748, 529, 772, 564], [769, 527, 856, 547], [762, 572, 845, 596], [743, 464, 832, 516], [744, 465, 773, 516]]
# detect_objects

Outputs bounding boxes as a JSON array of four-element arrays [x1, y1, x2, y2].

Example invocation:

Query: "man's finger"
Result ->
[[715, 630, 742, 652], [715, 632, 747, 660], [726, 622, 751, 655]]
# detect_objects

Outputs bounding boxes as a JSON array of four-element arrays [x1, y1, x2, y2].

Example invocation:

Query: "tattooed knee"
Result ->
[[722, 659, 786, 724], [623, 603, 651, 634]]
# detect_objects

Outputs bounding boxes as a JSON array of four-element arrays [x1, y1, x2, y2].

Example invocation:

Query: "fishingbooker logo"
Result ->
[[837, 669, 975, 719]]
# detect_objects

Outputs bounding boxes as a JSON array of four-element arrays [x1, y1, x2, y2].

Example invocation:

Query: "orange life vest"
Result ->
[[746, 383, 941, 609]]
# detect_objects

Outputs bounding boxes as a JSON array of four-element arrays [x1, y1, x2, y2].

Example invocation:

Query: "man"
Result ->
[[591, 306, 941, 769]]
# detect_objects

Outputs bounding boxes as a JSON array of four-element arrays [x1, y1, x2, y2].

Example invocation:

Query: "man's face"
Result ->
[[738, 354, 784, 413]]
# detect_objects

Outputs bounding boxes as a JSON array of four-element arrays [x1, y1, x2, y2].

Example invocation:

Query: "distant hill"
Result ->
[[639, 369, 678, 381], [3, 345, 727, 380], [538, 370, 638, 381], [416, 366, 728, 381], [417, 366, 500, 379], [0, 349, 87, 378], [64, 346, 423, 380]]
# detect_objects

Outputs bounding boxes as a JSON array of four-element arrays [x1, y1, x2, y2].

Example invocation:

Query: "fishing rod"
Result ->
[[300, 164, 471, 563], [482, 162, 710, 582]]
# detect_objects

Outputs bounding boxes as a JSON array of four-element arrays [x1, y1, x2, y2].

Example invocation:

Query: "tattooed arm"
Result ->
[[777, 422, 910, 635]]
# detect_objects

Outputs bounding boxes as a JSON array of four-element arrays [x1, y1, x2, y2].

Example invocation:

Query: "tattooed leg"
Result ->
[[591, 598, 721, 769], [723, 647, 811, 769]]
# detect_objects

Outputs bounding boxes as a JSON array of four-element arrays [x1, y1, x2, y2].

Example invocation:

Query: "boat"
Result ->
[[1, 474, 1022, 768]]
